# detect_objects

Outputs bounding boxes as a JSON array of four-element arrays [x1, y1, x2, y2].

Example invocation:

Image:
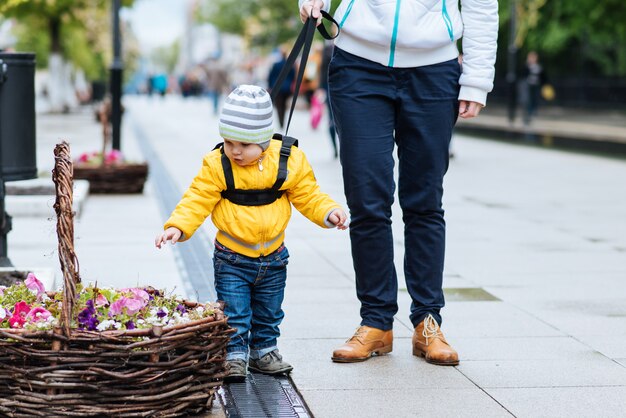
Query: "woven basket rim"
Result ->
[[0, 314, 227, 338], [74, 161, 148, 167]]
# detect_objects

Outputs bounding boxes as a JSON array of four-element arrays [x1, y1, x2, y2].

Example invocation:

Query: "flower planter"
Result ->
[[0, 143, 233, 417], [73, 162, 148, 194]]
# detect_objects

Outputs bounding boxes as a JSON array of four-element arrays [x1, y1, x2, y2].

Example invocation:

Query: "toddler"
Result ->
[[155, 85, 347, 382]]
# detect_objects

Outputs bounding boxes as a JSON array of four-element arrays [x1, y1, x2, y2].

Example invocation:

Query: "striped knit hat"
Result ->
[[219, 85, 274, 149]]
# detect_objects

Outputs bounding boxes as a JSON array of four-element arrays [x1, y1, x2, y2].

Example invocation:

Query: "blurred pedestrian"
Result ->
[[205, 60, 230, 115], [268, 49, 295, 129], [151, 74, 167, 97], [522, 51, 548, 125], [300, 0, 498, 366], [316, 40, 338, 158], [155, 85, 348, 382]]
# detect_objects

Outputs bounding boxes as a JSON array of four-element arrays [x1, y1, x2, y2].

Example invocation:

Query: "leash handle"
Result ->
[[270, 11, 339, 136]]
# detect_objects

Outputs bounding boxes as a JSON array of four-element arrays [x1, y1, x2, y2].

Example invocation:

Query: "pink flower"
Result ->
[[95, 294, 109, 307], [109, 298, 127, 316], [105, 150, 124, 164], [25, 273, 45, 298], [109, 297, 145, 316], [128, 288, 150, 303], [0, 286, 5, 296], [9, 301, 31, 328], [124, 298, 145, 315], [26, 306, 52, 322]]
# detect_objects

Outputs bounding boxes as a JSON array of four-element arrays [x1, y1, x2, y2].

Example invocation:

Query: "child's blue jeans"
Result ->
[[213, 241, 289, 361]]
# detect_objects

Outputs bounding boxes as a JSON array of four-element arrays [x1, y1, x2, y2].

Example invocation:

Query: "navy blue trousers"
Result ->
[[328, 48, 460, 330]]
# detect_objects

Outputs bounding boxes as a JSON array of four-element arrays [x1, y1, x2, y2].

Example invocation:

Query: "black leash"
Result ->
[[270, 11, 339, 136]]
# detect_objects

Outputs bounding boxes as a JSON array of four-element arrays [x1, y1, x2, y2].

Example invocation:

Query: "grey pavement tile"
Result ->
[[486, 387, 626, 418], [286, 250, 348, 277], [287, 252, 354, 280], [454, 336, 595, 361], [300, 388, 512, 418], [396, 301, 564, 339], [616, 359, 626, 368], [283, 338, 473, 391], [281, 301, 369, 339], [525, 309, 626, 340], [586, 335, 626, 358], [287, 272, 354, 289], [457, 354, 626, 388]]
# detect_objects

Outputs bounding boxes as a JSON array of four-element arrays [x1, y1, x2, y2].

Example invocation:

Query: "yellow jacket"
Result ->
[[164, 139, 342, 257]]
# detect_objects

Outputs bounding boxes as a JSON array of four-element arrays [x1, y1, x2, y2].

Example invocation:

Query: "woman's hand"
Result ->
[[300, 0, 324, 25], [458, 100, 483, 119]]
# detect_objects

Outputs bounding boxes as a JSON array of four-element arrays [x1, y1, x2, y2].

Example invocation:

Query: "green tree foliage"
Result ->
[[197, 0, 339, 49], [197, 0, 300, 48], [201, 0, 626, 76], [499, 0, 626, 76], [2, 0, 135, 79]]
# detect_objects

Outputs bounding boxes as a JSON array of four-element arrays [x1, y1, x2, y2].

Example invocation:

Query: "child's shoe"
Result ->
[[248, 350, 293, 375], [224, 359, 247, 383]]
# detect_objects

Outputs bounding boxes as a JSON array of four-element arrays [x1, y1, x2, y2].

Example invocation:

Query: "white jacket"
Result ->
[[299, 0, 498, 105]]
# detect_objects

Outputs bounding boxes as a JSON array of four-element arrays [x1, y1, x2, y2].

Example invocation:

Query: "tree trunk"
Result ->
[[49, 17, 62, 54]]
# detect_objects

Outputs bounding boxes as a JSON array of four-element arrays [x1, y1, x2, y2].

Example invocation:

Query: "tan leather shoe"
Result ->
[[412, 314, 459, 366], [332, 326, 393, 363]]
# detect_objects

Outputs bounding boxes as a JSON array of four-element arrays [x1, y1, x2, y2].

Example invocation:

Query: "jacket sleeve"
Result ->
[[286, 149, 342, 228], [164, 155, 223, 241], [458, 0, 499, 106]]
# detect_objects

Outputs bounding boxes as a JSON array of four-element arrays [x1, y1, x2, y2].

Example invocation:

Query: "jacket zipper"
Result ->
[[388, 0, 402, 66], [339, 0, 356, 28], [441, 0, 454, 42]]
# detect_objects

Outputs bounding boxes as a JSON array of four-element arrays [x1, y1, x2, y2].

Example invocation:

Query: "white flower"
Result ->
[[36, 321, 51, 329], [96, 319, 116, 331], [0, 307, 6, 319]]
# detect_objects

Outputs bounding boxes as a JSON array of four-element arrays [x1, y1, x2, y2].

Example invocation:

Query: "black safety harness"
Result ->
[[215, 134, 297, 206], [216, 12, 339, 207]]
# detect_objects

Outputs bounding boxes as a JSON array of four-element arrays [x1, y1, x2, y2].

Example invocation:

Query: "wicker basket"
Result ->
[[0, 142, 233, 417], [73, 162, 148, 194]]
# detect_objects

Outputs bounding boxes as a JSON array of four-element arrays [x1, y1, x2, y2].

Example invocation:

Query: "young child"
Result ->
[[155, 85, 347, 382]]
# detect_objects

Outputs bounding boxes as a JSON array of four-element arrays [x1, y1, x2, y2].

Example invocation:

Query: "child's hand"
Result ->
[[155, 227, 182, 248], [328, 209, 348, 230]]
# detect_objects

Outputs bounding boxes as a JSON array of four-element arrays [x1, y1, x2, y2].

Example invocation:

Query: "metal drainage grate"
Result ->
[[219, 372, 311, 418]]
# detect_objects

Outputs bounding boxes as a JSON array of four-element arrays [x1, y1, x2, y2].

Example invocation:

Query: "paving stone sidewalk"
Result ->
[[9, 96, 626, 417]]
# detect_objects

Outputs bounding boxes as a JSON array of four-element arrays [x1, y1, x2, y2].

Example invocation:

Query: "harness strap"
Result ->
[[215, 135, 299, 206], [270, 134, 298, 191], [270, 12, 339, 136]]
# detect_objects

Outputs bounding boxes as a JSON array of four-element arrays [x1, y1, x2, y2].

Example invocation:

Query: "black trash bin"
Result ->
[[0, 52, 37, 182]]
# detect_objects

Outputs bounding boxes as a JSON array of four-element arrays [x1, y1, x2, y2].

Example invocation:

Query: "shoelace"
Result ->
[[422, 314, 443, 345], [349, 326, 368, 342]]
